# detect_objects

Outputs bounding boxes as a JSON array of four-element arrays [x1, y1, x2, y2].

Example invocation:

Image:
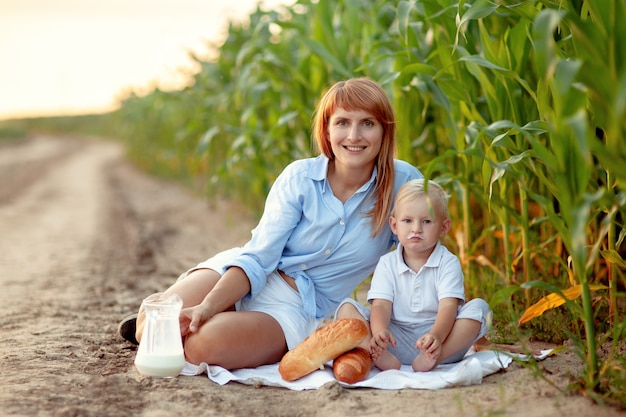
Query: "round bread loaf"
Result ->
[[332, 347, 372, 384]]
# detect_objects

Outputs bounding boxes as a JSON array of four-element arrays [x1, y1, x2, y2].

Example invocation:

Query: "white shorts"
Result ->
[[181, 248, 321, 350]]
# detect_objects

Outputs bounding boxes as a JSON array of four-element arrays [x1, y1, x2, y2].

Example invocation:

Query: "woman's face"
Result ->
[[327, 107, 383, 172]]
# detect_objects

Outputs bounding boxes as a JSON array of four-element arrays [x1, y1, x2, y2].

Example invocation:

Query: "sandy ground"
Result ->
[[0, 134, 623, 417]]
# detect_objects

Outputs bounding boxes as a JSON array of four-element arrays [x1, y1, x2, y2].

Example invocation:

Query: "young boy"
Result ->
[[336, 179, 491, 372]]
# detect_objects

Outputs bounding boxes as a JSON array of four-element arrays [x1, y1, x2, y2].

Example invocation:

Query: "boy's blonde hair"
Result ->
[[393, 179, 451, 220]]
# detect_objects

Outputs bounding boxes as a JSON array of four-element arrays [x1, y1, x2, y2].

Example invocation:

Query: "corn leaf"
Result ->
[[518, 284, 608, 325]]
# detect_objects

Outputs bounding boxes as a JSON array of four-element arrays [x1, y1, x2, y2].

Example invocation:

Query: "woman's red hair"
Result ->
[[312, 77, 397, 236]]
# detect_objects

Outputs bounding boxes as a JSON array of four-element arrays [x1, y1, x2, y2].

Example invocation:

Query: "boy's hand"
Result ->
[[415, 333, 442, 360], [370, 329, 396, 359]]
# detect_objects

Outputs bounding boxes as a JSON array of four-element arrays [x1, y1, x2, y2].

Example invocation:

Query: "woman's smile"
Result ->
[[344, 145, 367, 152]]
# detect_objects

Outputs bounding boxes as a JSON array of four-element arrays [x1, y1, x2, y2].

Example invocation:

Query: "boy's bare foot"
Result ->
[[373, 349, 401, 371], [412, 351, 437, 372]]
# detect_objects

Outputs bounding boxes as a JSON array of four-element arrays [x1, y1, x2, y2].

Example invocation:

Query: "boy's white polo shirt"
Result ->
[[367, 241, 465, 326]]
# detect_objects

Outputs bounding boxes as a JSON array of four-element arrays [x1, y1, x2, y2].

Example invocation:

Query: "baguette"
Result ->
[[332, 347, 372, 384], [278, 318, 368, 381]]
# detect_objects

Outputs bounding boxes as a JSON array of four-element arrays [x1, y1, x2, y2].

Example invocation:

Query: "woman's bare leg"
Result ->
[[135, 268, 223, 342], [184, 310, 287, 369], [335, 303, 370, 350]]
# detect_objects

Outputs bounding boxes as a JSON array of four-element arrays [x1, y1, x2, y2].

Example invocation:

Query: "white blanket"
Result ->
[[180, 349, 552, 390]]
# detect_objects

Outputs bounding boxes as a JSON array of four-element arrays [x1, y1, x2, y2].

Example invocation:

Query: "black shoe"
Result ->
[[118, 313, 138, 345]]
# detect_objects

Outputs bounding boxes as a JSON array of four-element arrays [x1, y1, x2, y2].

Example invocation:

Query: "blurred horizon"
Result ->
[[0, 0, 290, 120]]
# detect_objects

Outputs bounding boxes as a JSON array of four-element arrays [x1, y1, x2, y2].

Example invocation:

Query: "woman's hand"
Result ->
[[178, 266, 251, 337], [179, 303, 213, 337]]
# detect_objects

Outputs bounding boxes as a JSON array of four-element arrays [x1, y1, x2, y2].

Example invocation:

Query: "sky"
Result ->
[[0, 0, 291, 120]]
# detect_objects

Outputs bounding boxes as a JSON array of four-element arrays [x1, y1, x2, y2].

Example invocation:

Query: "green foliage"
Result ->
[[0, 119, 29, 141], [109, 0, 626, 404], [1, 113, 116, 140]]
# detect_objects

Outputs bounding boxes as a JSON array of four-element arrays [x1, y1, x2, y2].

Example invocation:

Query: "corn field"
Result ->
[[109, 0, 626, 405]]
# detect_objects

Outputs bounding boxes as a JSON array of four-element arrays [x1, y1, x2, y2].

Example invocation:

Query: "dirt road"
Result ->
[[0, 135, 621, 416]]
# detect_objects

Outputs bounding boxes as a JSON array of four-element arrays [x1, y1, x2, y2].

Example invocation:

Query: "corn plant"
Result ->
[[520, 0, 626, 394]]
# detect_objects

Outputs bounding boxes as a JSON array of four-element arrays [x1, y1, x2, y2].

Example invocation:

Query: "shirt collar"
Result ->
[[309, 155, 329, 181], [309, 155, 378, 194], [395, 241, 444, 272]]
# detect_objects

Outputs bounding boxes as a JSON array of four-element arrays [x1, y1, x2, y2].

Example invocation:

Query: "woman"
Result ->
[[119, 77, 423, 370]]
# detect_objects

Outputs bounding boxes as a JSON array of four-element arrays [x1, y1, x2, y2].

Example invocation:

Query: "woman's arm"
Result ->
[[182, 267, 251, 334], [226, 162, 305, 297]]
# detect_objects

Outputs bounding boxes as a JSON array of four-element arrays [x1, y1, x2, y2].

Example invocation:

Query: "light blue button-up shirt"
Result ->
[[226, 155, 422, 319]]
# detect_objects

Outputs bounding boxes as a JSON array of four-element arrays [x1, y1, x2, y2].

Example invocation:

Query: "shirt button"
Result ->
[[339, 219, 345, 225], [324, 249, 330, 255], [300, 264, 307, 269]]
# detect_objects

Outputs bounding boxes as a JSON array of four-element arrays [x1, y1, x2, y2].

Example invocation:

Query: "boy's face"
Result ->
[[390, 195, 451, 258]]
